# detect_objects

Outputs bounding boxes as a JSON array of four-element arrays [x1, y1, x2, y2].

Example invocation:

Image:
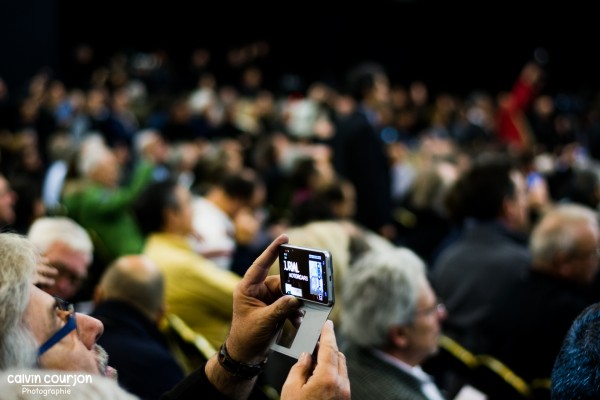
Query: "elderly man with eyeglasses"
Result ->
[[0, 232, 350, 400], [0, 232, 115, 377], [340, 246, 448, 400]]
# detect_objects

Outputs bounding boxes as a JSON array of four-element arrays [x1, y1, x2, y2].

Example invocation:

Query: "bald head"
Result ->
[[95, 255, 164, 321], [530, 204, 600, 284]]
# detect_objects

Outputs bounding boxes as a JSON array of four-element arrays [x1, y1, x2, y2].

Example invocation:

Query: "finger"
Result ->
[[282, 352, 312, 390], [242, 234, 288, 286], [316, 320, 339, 371], [37, 264, 58, 277], [34, 275, 56, 287], [265, 293, 302, 324]]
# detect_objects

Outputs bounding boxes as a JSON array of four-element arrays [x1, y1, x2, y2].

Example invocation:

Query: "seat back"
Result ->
[[530, 378, 551, 400], [424, 335, 541, 399], [474, 354, 533, 400], [161, 313, 217, 375]]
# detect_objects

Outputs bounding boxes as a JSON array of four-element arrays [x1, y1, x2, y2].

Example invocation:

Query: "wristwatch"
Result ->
[[218, 342, 268, 379]]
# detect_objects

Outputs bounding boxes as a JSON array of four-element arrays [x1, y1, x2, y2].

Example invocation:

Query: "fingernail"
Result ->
[[299, 352, 310, 363]]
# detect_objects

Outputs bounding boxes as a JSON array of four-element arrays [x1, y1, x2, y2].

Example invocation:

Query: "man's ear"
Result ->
[[93, 285, 105, 306], [389, 324, 410, 349], [501, 195, 516, 221], [154, 303, 167, 325]]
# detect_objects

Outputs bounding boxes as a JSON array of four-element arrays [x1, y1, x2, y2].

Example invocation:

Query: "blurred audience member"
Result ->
[[0, 173, 16, 231], [190, 167, 265, 271], [92, 254, 185, 400], [496, 61, 545, 153], [133, 128, 172, 182], [340, 247, 446, 400], [133, 178, 241, 349], [9, 175, 45, 234], [27, 216, 93, 302], [394, 156, 459, 265], [41, 131, 76, 215], [62, 136, 154, 277], [331, 62, 395, 241], [431, 152, 530, 354], [490, 203, 599, 383]]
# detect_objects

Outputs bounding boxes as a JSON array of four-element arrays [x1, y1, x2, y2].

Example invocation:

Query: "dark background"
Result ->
[[2, 0, 599, 99]]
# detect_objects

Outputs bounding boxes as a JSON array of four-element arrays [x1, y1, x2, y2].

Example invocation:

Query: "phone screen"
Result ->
[[279, 244, 333, 306]]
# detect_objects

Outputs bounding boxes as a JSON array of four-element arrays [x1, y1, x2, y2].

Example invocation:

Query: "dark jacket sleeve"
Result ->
[[160, 363, 270, 400]]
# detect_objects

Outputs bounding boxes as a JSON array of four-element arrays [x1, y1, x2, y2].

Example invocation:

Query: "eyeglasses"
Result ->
[[415, 301, 446, 318], [37, 297, 77, 357]]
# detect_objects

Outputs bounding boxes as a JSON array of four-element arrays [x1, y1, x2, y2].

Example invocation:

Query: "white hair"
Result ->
[[340, 247, 427, 348], [27, 217, 93, 263], [0, 233, 39, 369], [133, 128, 160, 157], [77, 134, 111, 178]]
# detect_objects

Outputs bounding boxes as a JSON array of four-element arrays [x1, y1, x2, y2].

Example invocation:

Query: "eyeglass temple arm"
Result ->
[[37, 314, 77, 357]]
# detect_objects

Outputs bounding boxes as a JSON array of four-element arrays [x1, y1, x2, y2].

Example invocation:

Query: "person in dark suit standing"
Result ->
[[340, 247, 447, 400], [330, 62, 396, 242]]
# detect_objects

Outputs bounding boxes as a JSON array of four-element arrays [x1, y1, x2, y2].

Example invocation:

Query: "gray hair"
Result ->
[[340, 247, 427, 348], [98, 255, 164, 321], [27, 217, 93, 262], [530, 203, 599, 267], [133, 128, 161, 157], [76, 134, 110, 178], [0, 233, 39, 369]]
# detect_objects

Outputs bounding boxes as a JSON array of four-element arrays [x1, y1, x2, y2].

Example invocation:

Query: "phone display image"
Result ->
[[279, 244, 333, 306]]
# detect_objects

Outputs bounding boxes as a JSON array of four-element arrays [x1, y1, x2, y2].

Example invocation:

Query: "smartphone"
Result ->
[[279, 244, 334, 307]]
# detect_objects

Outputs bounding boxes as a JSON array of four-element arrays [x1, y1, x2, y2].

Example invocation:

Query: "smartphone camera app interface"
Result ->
[[281, 246, 329, 305]]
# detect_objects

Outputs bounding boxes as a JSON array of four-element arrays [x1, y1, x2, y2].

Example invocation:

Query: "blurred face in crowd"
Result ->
[[506, 170, 529, 233], [168, 185, 194, 236], [91, 151, 120, 188], [0, 175, 16, 226], [25, 285, 116, 377], [566, 222, 600, 285], [371, 73, 390, 105], [404, 280, 446, 365], [43, 241, 90, 300]]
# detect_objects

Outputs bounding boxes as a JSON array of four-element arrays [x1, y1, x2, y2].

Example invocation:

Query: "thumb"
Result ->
[[282, 352, 312, 391], [267, 294, 302, 323]]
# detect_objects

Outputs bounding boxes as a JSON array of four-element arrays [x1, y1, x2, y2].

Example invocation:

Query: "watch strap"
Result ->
[[217, 342, 268, 379]]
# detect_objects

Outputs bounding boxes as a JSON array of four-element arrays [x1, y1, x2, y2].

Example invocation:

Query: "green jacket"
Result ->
[[63, 161, 154, 264]]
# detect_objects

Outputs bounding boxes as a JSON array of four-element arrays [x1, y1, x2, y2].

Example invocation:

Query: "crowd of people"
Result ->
[[1, 39, 600, 399]]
